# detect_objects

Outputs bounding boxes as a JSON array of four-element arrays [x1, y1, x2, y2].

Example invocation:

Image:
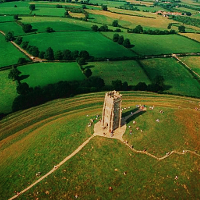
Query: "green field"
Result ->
[[180, 56, 200, 76], [22, 31, 136, 58], [30, 21, 90, 33], [0, 34, 27, 68], [18, 62, 85, 87], [0, 92, 199, 199], [0, 1, 30, 15], [85, 60, 151, 86], [103, 32, 200, 55], [0, 70, 18, 113], [31, 7, 65, 17], [140, 57, 200, 97], [0, 22, 24, 36], [0, 16, 14, 22]]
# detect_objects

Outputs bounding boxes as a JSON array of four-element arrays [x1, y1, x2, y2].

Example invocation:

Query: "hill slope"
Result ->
[[0, 92, 200, 200]]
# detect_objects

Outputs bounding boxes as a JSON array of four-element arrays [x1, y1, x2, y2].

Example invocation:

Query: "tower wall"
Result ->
[[102, 91, 122, 132]]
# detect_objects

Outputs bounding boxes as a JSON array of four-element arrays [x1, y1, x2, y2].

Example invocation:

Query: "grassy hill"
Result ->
[[0, 92, 200, 199]]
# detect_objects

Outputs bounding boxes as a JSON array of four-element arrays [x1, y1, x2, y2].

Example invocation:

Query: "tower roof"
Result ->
[[106, 90, 122, 99]]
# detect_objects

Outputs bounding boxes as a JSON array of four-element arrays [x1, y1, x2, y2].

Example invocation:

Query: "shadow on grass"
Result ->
[[122, 107, 146, 124], [126, 111, 146, 123], [18, 75, 29, 81]]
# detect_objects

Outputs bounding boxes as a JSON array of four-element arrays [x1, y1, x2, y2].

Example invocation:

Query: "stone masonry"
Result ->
[[102, 91, 122, 132]]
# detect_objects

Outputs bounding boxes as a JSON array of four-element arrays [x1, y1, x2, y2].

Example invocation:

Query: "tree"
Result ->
[[55, 50, 63, 60], [113, 33, 119, 42], [83, 68, 92, 78], [102, 5, 107, 11], [112, 80, 123, 90], [14, 15, 19, 20], [5, 31, 14, 42], [167, 23, 172, 29], [79, 50, 90, 60], [22, 23, 32, 33], [134, 82, 147, 91], [8, 66, 21, 81], [29, 4, 35, 11], [91, 25, 98, 32], [29, 46, 39, 57], [17, 83, 30, 95], [22, 41, 29, 49], [134, 25, 143, 33], [178, 25, 185, 33], [118, 35, 124, 45], [18, 58, 28, 64], [77, 57, 86, 65], [63, 49, 72, 60], [112, 20, 118, 27], [98, 25, 108, 32], [39, 51, 45, 59], [46, 27, 54, 33], [123, 38, 131, 48], [15, 36, 23, 45], [71, 50, 79, 59], [44, 47, 54, 60]]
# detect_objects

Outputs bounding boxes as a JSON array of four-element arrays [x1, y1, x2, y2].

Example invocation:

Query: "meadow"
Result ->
[[88, 9, 175, 29], [0, 92, 199, 199], [18, 62, 85, 87], [21, 31, 136, 58], [0, 1, 30, 15], [103, 32, 200, 55], [180, 33, 200, 42], [180, 56, 200, 76], [0, 22, 25, 36], [85, 60, 151, 86], [0, 34, 27, 68], [0, 70, 18, 114], [0, 15, 14, 22], [140, 57, 200, 97]]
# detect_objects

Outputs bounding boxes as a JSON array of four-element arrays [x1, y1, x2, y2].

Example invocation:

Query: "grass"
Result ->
[[31, 21, 90, 33], [102, 32, 200, 55], [179, 56, 200, 76], [0, 22, 25, 36], [84, 60, 151, 86], [140, 57, 200, 97], [180, 33, 200, 42], [0, 16, 14, 22], [31, 7, 66, 17], [18, 62, 85, 88], [0, 70, 18, 114], [0, 34, 27, 68], [21, 31, 136, 58], [20, 16, 94, 30], [88, 9, 175, 29], [0, 1, 30, 15], [0, 92, 199, 199]]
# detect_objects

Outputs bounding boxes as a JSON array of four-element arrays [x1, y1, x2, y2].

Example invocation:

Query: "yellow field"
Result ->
[[109, 7, 157, 18], [88, 9, 176, 29], [180, 33, 200, 42]]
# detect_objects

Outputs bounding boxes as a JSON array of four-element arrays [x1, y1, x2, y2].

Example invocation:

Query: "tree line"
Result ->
[[128, 25, 176, 35]]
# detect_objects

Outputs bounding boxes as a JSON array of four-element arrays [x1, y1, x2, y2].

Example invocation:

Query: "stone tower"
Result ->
[[102, 91, 122, 132]]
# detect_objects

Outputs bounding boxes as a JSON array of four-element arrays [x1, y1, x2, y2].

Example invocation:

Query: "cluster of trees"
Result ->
[[119, 4, 140, 11], [12, 76, 105, 112], [102, 5, 107, 11], [128, 25, 176, 35], [64, 6, 89, 20], [133, 75, 166, 93], [5, 31, 15, 42], [178, 25, 185, 33], [91, 24, 121, 32], [113, 34, 131, 48], [173, 16, 200, 28]]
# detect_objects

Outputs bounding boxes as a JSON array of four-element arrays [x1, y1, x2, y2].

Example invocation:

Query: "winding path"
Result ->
[[8, 135, 95, 200]]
